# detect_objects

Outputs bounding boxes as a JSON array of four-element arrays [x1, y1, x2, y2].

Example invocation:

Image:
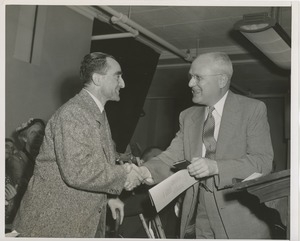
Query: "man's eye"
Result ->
[[195, 76, 202, 81], [189, 74, 202, 81]]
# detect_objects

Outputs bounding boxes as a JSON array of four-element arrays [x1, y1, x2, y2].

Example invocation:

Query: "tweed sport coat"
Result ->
[[144, 90, 274, 239], [13, 90, 127, 238]]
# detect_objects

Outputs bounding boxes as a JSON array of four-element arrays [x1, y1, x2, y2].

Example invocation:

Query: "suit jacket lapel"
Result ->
[[216, 91, 240, 159], [103, 115, 116, 164], [78, 90, 115, 164], [189, 106, 206, 159], [78, 90, 103, 123]]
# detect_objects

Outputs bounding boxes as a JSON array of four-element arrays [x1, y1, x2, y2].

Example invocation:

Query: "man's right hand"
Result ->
[[123, 163, 143, 191]]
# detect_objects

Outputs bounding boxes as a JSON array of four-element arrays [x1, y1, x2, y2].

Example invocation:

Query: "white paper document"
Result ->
[[242, 172, 263, 182], [148, 169, 198, 212]]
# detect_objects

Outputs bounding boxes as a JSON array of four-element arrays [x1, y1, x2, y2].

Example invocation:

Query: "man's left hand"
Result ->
[[108, 198, 124, 225], [187, 157, 218, 179]]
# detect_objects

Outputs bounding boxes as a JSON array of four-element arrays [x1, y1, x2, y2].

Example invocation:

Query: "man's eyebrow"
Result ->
[[115, 71, 123, 75]]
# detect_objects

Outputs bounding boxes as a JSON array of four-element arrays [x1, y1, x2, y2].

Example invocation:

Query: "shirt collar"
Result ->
[[83, 88, 104, 113], [211, 90, 229, 117]]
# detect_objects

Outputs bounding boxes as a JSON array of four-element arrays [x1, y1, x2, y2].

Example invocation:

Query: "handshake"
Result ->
[[123, 163, 151, 191]]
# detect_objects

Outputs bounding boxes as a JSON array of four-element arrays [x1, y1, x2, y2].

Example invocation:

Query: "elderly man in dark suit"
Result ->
[[12, 52, 142, 238], [138, 52, 274, 239]]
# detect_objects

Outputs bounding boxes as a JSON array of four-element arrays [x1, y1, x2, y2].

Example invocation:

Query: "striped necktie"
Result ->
[[203, 106, 216, 159], [202, 106, 216, 192]]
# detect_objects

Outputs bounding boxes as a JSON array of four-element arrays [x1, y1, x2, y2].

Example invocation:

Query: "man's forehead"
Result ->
[[195, 55, 213, 65], [107, 57, 119, 66], [191, 56, 215, 71], [190, 59, 207, 71], [107, 57, 121, 72]]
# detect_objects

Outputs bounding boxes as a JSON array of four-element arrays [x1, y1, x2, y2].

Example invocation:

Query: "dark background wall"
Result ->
[[5, 6, 93, 138], [91, 19, 160, 153]]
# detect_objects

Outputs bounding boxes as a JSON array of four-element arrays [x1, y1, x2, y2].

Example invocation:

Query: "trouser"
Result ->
[[94, 208, 106, 238], [195, 182, 228, 239]]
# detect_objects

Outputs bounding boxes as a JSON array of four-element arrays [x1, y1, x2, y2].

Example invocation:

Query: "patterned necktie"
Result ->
[[203, 106, 216, 159], [202, 106, 216, 192]]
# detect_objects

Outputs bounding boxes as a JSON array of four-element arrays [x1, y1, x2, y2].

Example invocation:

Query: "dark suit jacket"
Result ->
[[13, 90, 127, 237], [144, 91, 274, 238]]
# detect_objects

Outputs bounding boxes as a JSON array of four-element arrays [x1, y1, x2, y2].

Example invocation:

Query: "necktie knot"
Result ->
[[208, 106, 215, 117]]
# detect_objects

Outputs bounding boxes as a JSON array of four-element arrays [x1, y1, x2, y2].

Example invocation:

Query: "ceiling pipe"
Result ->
[[271, 7, 280, 23], [230, 82, 285, 98], [110, 18, 139, 37], [92, 32, 137, 40], [92, 20, 139, 41], [96, 6, 193, 62]]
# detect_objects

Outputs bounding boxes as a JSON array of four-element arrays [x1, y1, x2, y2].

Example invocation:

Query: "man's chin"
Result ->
[[192, 96, 202, 104], [107, 96, 120, 102], [114, 96, 121, 101]]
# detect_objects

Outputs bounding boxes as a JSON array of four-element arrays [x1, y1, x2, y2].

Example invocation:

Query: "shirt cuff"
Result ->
[[140, 166, 154, 185]]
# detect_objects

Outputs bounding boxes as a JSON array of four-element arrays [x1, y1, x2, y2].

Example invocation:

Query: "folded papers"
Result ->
[[148, 169, 198, 212]]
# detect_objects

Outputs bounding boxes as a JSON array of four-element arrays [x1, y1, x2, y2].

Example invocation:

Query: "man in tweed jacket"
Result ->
[[12, 52, 142, 237]]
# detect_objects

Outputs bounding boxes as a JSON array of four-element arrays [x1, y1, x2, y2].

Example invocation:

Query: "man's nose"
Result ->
[[188, 76, 196, 87], [119, 77, 125, 88]]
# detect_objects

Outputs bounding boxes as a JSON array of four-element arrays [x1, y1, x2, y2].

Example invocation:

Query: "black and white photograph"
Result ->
[[1, 0, 299, 240]]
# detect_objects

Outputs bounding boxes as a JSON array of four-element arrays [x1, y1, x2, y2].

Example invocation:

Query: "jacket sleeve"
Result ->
[[143, 111, 186, 183], [216, 101, 274, 189], [52, 105, 127, 195]]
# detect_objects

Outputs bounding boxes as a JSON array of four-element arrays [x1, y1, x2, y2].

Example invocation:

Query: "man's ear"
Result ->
[[92, 72, 103, 86], [218, 74, 229, 88]]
